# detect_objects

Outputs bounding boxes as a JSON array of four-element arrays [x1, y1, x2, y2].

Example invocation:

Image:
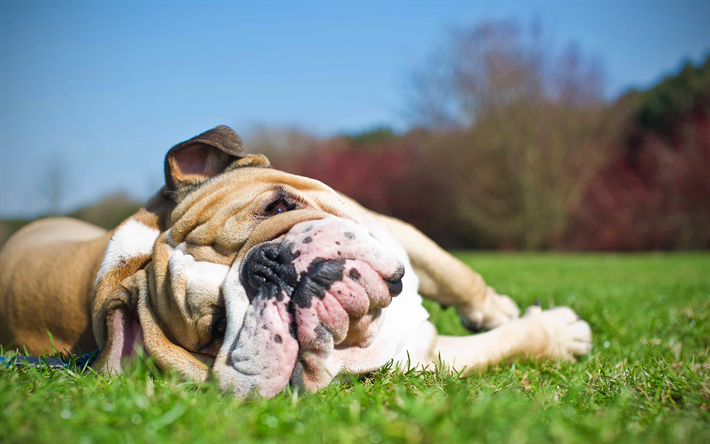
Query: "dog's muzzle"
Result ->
[[243, 240, 403, 304], [214, 216, 405, 398]]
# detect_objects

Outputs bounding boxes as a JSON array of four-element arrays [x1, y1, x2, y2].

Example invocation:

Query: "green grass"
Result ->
[[2, 253, 709, 443]]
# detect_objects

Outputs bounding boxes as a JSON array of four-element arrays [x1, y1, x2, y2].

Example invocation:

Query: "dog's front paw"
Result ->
[[522, 306, 593, 359], [457, 286, 521, 332]]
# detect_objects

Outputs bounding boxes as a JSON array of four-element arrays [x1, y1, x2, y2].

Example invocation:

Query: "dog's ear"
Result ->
[[92, 272, 146, 374], [92, 210, 161, 374], [94, 266, 209, 381], [164, 126, 269, 197]]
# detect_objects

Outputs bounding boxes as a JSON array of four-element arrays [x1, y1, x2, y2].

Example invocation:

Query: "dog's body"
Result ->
[[0, 126, 592, 397]]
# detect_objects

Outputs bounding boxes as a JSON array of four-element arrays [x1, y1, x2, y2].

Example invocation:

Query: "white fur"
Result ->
[[221, 260, 251, 348], [165, 228, 178, 248], [169, 246, 230, 299], [365, 220, 431, 364], [166, 243, 230, 320], [185, 259, 230, 299], [95, 220, 160, 285]]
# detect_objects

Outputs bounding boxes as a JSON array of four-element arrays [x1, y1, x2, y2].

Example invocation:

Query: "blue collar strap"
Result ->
[[0, 350, 99, 372]]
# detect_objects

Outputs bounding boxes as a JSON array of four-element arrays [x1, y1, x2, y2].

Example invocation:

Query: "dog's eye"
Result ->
[[213, 317, 227, 338], [268, 201, 289, 216]]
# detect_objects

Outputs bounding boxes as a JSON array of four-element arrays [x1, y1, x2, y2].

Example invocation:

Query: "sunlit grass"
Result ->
[[2, 253, 709, 443]]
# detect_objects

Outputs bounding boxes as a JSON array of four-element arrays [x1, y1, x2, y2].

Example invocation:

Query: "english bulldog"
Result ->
[[0, 126, 592, 397]]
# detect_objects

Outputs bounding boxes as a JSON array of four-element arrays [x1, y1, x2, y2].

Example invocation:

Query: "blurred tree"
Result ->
[[569, 56, 710, 250], [343, 127, 397, 148], [246, 126, 321, 169], [0, 193, 142, 249], [67, 192, 142, 231], [634, 57, 710, 136], [408, 19, 617, 249], [43, 156, 67, 215]]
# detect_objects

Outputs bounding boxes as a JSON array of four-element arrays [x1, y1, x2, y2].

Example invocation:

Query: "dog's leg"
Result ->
[[408, 306, 592, 374], [368, 213, 519, 331]]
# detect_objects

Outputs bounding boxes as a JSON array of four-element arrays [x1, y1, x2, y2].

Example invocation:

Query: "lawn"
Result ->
[[1, 253, 709, 443]]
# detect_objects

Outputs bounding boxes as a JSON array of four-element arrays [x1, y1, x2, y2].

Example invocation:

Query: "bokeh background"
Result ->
[[1, 1, 708, 250]]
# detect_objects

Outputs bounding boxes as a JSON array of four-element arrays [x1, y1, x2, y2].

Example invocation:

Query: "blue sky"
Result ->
[[1, 1, 708, 217]]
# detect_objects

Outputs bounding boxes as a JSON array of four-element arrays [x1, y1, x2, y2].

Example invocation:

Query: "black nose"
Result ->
[[243, 242, 298, 299], [385, 279, 403, 296], [383, 264, 405, 296]]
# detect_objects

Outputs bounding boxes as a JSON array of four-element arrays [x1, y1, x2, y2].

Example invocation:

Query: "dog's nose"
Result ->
[[383, 263, 405, 296], [243, 242, 298, 298]]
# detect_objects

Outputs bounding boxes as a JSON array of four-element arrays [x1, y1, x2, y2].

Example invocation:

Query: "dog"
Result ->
[[0, 126, 592, 397]]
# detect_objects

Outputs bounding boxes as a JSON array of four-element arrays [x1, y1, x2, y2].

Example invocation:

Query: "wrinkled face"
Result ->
[[148, 167, 405, 397]]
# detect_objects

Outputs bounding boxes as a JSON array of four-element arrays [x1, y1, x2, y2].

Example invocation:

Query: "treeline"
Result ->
[[568, 59, 709, 250], [2, 21, 706, 251], [0, 193, 141, 248], [254, 23, 709, 250]]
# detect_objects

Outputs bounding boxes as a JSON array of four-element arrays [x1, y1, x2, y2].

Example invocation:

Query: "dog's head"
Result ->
[[92, 126, 405, 397]]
